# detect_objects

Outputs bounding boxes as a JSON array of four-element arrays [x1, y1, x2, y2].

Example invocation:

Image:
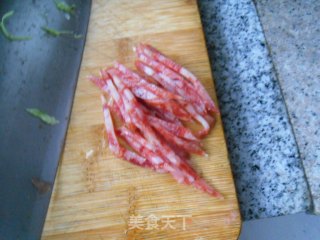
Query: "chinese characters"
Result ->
[[128, 214, 192, 231]]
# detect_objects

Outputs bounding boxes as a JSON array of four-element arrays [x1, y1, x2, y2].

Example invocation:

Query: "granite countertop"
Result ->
[[255, 0, 320, 214], [199, 0, 313, 220]]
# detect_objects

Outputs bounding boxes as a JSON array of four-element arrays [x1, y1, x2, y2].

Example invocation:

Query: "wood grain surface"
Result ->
[[42, 0, 241, 239]]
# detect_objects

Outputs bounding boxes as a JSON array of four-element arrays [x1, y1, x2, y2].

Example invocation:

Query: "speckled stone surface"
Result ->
[[255, 0, 320, 214], [198, 0, 310, 220]]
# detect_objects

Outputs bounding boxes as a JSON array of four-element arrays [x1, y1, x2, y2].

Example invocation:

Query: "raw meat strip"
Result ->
[[113, 63, 183, 101], [147, 115, 198, 141], [117, 126, 167, 173], [136, 43, 218, 112], [100, 95, 153, 169], [135, 52, 207, 114], [109, 68, 191, 121], [150, 119, 207, 156], [90, 74, 133, 129]]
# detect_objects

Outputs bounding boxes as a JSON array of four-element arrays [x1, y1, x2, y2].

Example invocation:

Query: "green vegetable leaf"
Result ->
[[54, 0, 76, 14], [42, 26, 73, 37], [0, 10, 32, 41], [26, 108, 59, 125]]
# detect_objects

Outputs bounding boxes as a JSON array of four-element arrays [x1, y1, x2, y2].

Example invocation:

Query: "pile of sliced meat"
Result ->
[[89, 43, 222, 198]]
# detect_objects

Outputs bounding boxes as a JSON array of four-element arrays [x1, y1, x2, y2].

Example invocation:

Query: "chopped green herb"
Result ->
[[0, 11, 32, 41], [73, 34, 83, 39], [42, 26, 73, 37], [42, 26, 83, 39], [54, 0, 76, 14], [26, 108, 59, 125]]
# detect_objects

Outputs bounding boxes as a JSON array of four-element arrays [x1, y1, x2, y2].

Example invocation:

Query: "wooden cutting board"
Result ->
[[42, 0, 241, 239]]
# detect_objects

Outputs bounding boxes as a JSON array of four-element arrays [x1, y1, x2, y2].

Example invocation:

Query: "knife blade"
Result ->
[[0, 0, 91, 239]]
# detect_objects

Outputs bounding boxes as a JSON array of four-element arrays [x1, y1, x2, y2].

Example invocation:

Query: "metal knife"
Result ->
[[0, 0, 91, 239]]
